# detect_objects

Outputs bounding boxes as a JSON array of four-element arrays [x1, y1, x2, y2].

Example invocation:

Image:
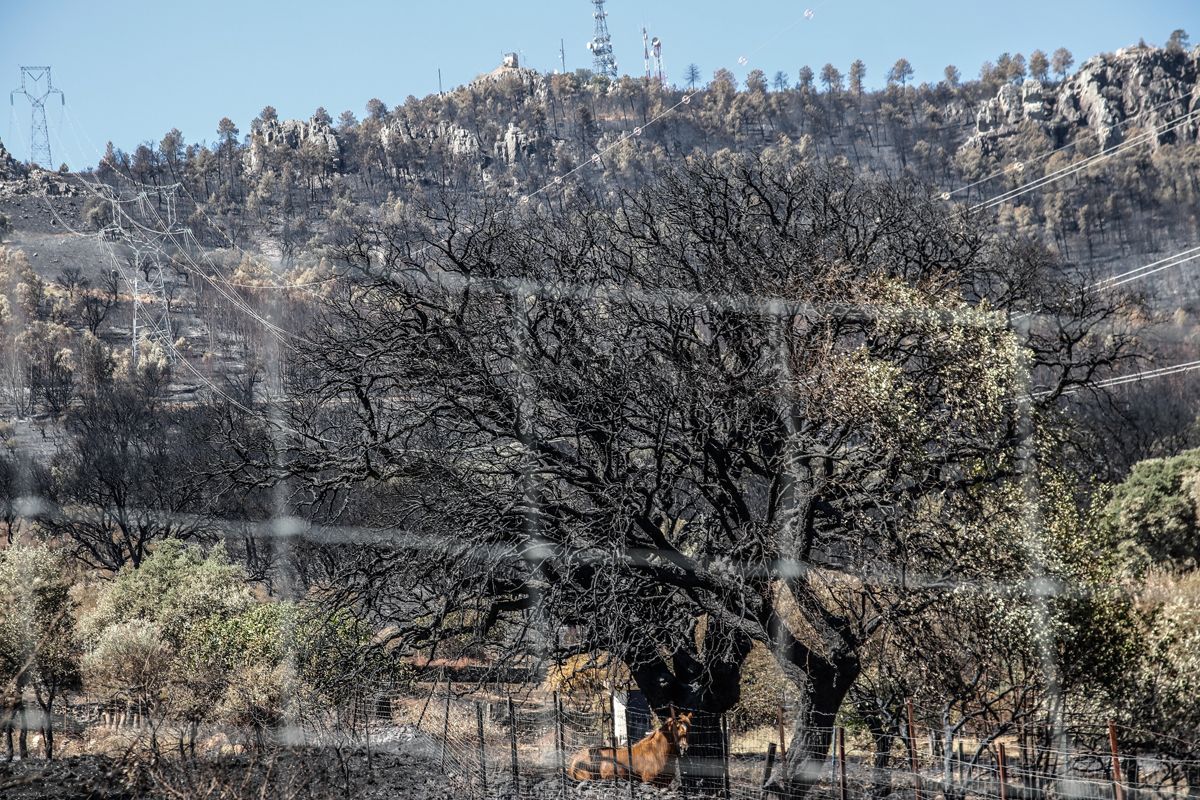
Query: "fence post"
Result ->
[[957, 740, 965, 789], [1108, 721, 1124, 800], [762, 742, 777, 798], [907, 699, 921, 800], [555, 692, 567, 797], [777, 705, 788, 762], [440, 683, 451, 773], [721, 714, 732, 800], [998, 743, 1008, 800], [625, 701, 636, 799], [475, 702, 488, 797], [508, 696, 520, 796], [838, 726, 847, 800]]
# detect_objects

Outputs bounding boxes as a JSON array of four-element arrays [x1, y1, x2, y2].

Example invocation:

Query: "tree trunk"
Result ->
[[679, 709, 728, 793], [770, 656, 859, 798]]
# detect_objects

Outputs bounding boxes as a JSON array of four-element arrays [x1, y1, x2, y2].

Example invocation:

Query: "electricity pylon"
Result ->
[[10, 66, 64, 168]]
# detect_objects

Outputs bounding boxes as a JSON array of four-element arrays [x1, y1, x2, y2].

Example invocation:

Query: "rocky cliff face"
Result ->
[[0, 140, 28, 182], [966, 44, 1200, 158], [246, 114, 342, 173]]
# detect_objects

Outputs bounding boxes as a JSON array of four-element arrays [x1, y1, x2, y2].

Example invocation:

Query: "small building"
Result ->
[[612, 687, 653, 744]]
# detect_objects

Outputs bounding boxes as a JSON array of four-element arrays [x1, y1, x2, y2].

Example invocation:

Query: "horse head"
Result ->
[[664, 708, 694, 756]]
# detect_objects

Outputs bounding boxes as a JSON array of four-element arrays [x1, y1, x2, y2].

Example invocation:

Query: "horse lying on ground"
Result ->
[[567, 709, 692, 786]]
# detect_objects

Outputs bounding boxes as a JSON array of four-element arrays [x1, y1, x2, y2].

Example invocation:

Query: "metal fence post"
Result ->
[[762, 742, 777, 799], [508, 696, 520, 796], [555, 692, 567, 796], [475, 701, 488, 796], [838, 726, 847, 800], [440, 683, 451, 773], [998, 743, 1008, 800], [1108, 721, 1125, 800], [721, 714, 732, 800], [907, 699, 921, 800], [625, 701, 636, 799]]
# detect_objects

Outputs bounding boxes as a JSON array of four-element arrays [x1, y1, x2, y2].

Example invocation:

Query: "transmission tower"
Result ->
[[10, 66, 64, 167], [586, 0, 618, 79]]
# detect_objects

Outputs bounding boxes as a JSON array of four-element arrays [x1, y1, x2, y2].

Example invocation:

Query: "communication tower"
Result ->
[[586, 0, 618, 79]]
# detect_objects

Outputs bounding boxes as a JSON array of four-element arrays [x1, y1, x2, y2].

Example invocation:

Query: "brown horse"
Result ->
[[567, 709, 693, 787]]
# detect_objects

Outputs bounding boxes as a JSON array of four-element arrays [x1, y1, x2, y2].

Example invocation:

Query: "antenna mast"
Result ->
[[10, 66, 64, 167], [643, 26, 651, 80], [586, 0, 618, 79]]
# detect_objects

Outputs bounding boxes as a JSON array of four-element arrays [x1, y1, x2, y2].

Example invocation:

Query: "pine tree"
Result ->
[[887, 58, 913, 88], [848, 60, 866, 96], [797, 65, 815, 94], [820, 63, 844, 94], [1051, 48, 1074, 82], [1029, 50, 1050, 82], [684, 64, 701, 90]]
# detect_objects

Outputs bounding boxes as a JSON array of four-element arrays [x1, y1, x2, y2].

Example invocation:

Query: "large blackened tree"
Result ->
[[274, 153, 1136, 796]]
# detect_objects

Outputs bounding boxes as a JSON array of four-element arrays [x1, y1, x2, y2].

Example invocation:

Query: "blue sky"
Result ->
[[1, 0, 1194, 169]]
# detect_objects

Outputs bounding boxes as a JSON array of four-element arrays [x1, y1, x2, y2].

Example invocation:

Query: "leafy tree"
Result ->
[[772, 70, 790, 92], [1010, 52, 1027, 82], [274, 154, 1136, 795], [796, 65, 815, 93], [0, 545, 81, 760], [819, 63, 844, 94], [848, 59, 866, 95], [744, 69, 768, 94], [887, 57, 914, 88], [365, 98, 389, 121], [1029, 49, 1050, 82], [1052, 47, 1074, 81], [943, 64, 961, 89], [312, 106, 333, 127], [44, 384, 212, 570], [1166, 29, 1190, 54], [1106, 449, 1200, 569], [1131, 570, 1200, 773]]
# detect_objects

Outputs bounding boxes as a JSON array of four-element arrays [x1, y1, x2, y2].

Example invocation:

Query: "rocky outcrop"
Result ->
[[380, 119, 489, 174], [0, 141, 78, 199], [495, 121, 542, 164], [964, 44, 1200, 157], [245, 115, 342, 173], [469, 56, 549, 102], [0, 140, 28, 182]]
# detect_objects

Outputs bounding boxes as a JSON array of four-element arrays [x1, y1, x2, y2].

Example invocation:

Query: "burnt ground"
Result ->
[[0, 751, 697, 800], [0, 749, 465, 800]]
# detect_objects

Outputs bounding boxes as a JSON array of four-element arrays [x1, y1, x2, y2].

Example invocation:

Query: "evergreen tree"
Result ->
[[848, 59, 866, 95], [797, 65, 815, 93], [772, 70, 790, 92], [684, 63, 701, 90], [820, 63, 844, 94], [1052, 47, 1074, 81], [887, 58, 914, 88], [1029, 49, 1050, 82], [1166, 29, 1190, 54], [943, 64, 961, 89]]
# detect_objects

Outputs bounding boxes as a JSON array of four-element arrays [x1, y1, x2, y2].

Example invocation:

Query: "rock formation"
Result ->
[[964, 44, 1200, 157], [246, 114, 342, 173]]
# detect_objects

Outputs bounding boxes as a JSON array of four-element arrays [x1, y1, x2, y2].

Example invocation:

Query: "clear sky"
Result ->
[[1, 0, 1194, 169]]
